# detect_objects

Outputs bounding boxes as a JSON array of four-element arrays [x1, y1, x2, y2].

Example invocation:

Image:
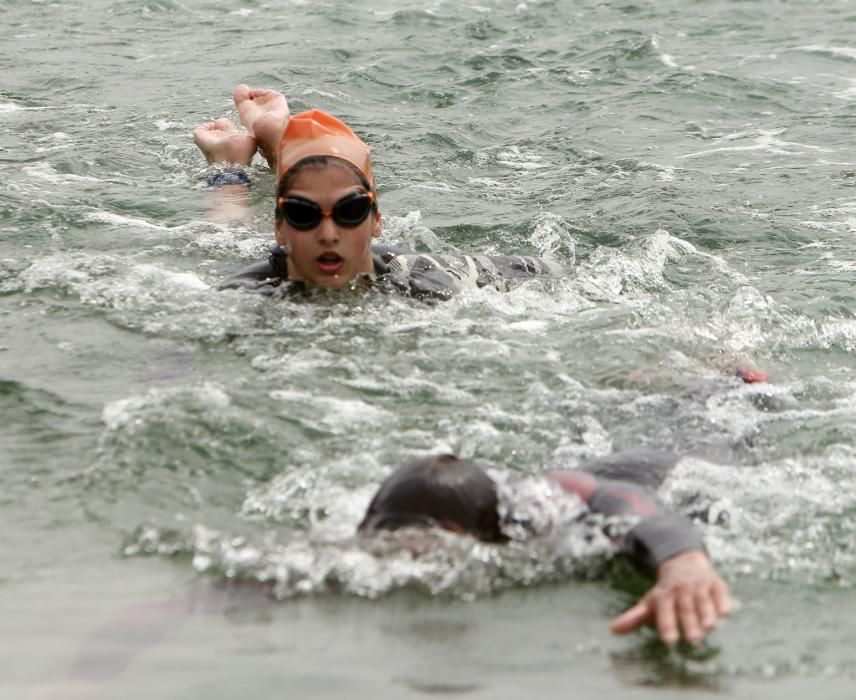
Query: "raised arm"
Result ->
[[548, 468, 731, 645], [192, 118, 256, 223], [191, 85, 290, 223]]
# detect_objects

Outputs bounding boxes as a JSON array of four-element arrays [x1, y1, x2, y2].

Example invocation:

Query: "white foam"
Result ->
[[796, 45, 856, 62], [831, 78, 856, 101], [680, 128, 832, 159], [154, 119, 179, 131], [102, 382, 231, 431], [664, 448, 856, 581], [506, 319, 549, 333], [651, 36, 678, 69], [301, 87, 354, 102], [467, 176, 511, 192], [147, 501, 623, 600], [84, 210, 230, 238], [194, 230, 269, 258], [268, 391, 393, 432], [14, 252, 267, 342], [23, 162, 100, 184], [495, 145, 548, 171], [529, 211, 576, 263]]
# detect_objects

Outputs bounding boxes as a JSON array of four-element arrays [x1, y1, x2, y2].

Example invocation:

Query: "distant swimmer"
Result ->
[[360, 451, 731, 646], [192, 85, 563, 300]]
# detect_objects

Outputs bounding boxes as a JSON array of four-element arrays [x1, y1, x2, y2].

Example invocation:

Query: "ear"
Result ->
[[372, 209, 382, 239], [274, 218, 287, 247]]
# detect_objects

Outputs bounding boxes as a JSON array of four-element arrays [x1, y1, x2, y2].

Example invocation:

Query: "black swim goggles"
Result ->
[[276, 191, 376, 231]]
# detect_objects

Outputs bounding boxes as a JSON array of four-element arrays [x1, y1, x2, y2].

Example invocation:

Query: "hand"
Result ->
[[609, 550, 731, 645], [735, 365, 769, 384]]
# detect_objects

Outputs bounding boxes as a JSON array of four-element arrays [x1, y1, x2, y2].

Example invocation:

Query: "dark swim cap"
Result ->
[[359, 455, 505, 543]]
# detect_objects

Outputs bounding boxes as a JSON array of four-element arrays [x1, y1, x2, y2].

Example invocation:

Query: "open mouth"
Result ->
[[316, 252, 344, 275]]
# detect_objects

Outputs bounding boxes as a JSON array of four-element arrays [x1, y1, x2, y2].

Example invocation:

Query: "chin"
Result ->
[[310, 274, 355, 289]]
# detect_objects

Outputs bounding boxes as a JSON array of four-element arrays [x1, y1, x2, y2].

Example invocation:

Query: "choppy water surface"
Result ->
[[2, 0, 856, 697]]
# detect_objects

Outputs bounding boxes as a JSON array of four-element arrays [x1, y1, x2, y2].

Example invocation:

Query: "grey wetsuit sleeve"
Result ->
[[622, 513, 706, 572], [581, 450, 680, 490], [588, 482, 706, 571]]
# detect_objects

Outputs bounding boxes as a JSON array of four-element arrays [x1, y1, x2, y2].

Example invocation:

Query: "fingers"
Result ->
[[609, 599, 651, 634], [193, 119, 236, 135], [613, 584, 728, 646], [675, 587, 702, 643], [610, 566, 732, 646], [658, 581, 731, 645], [233, 83, 251, 105], [696, 587, 718, 631], [712, 578, 732, 617], [213, 117, 234, 129], [655, 594, 680, 646], [248, 87, 273, 99]]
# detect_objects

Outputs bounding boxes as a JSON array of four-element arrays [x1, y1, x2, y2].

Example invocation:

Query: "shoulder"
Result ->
[[371, 245, 566, 300], [579, 451, 681, 490], [370, 245, 458, 300], [217, 245, 288, 291], [482, 254, 566, 280]]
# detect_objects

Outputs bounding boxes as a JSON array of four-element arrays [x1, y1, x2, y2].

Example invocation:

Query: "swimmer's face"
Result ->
[[360, 524, 472, 558], [275, 162, 381, 288]]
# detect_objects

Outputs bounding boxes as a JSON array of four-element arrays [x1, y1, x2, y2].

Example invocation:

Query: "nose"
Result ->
[[315, 216, 341, 245]]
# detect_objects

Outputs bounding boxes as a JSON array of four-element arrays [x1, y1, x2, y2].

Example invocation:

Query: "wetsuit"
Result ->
[[500, 451, 703, 572], [219, 244, 564, 300]]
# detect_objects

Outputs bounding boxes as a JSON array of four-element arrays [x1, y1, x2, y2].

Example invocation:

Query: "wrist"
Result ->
[[657, 548, 710, 575], [207, 164, 252, 187]]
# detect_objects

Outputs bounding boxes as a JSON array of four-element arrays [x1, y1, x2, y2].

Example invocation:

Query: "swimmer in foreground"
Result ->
[[193, 85, 563, 299], [359, 451, 731, 646], [47, 450, 727, 697]]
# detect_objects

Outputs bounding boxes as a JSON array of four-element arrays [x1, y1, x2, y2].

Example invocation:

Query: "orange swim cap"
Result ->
[[277, 109, 374, 188]]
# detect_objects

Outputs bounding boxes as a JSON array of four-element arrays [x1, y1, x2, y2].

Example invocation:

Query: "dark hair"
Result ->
[[275, 155, 376, 221], [358, 455, 505, 543]]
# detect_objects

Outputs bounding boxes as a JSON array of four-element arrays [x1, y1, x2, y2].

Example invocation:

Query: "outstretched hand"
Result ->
[[609, 550, 731, 646]]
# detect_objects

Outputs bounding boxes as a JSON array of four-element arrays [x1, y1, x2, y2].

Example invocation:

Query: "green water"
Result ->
[[2, 0, 855, 697]]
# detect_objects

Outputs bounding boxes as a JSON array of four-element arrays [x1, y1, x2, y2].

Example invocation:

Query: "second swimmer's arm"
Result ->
[[548, 470, 731, 645]]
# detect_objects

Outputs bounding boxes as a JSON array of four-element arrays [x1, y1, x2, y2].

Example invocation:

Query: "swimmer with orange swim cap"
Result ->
[[193, 85, 563, 299], [192, 86, 771, 380]]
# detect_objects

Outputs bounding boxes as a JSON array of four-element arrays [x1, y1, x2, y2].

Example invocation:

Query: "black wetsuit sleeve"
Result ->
[[217, 260, 279, 290], [217, 246, 288, 291], [587, 481, 706, 572]]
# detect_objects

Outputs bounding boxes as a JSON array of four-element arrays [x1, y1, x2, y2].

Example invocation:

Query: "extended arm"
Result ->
[[548, 469, 731, 645], [192, 118, 256, 223], [191, 85, 290, 223]]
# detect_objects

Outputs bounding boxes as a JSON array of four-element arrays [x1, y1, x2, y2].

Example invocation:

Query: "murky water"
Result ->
[[2, 0, 855, 697]]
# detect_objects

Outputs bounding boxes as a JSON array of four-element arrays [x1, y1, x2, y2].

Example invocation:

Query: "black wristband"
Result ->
[[207, 165, 251, 187]]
